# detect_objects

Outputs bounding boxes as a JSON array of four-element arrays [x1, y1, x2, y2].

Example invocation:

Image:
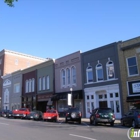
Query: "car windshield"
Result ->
[[19, 108, 27, 111], [98, 109, 113, 113]]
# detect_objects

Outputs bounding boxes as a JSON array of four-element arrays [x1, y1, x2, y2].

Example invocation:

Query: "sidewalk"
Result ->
[[59, 117, 121, 124]]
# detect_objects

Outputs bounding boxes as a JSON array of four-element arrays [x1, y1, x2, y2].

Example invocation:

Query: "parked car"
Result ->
[[12, 108, 31, 119], [121, 108, 140, 128], [89, 108, 115, 126], [65, 107, 82, 124], [26, 110, 43, 120], [0, 110, 13, 118], [43, 109, 59, 122]]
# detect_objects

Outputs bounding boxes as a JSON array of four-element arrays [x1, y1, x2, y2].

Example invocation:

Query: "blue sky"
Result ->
[[0, 0, 140, 59]]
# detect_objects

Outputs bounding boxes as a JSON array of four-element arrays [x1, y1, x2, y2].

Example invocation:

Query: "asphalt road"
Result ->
[[0, 117, 130, 140]]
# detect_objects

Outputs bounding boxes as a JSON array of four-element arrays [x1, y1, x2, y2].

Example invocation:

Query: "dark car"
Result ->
[[65, 107, 82, 124], [0, 110, 13, 118], [26, 110, 43, 120], [121, 108, 140, 128], [90, 108, 115, 126]]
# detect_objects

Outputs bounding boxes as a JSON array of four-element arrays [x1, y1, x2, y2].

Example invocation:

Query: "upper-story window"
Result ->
[[61, 69, 66, 86], [127, 56, 138, 76], [14, 83, 20, 93], [25, 80, 29, 93], [86, 63, 93, 83], [106, 59, 115, 80], [29, 79, 32, 92], [43, 76, 45, 90], [46, 75, 50, 90], [71, 66, 76, 84], [66, 68, 70, 85], [39, 77, 41, 91], [96, 63, 103, 81], [32, 78, 35, 92]]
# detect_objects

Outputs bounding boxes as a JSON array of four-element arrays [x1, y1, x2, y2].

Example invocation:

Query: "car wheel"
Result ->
[[110, 122, 114, 126], [132, 120, 137, 128], [121, 119, 125, 126], [65, 118, 68, 123], [90, 116, 94, 124], [78, 119, 81, 124], [93, 119, 97, 126]]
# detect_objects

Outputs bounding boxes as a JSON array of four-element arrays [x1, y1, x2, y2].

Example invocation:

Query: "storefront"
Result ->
[[84, 84, 121, 119], [126, 80, 140, 109], [52, 90, 83, 117]]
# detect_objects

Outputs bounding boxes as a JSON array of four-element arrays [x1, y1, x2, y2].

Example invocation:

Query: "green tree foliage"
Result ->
[[4, 0, 18, 7]]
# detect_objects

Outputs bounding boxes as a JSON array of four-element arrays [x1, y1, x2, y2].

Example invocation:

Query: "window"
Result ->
[[25, 80, 29, 93], [29, 79, 31, 92], [110, 93, 113, 98], [115, 93, 119, 97], [116, 101, 120, 113], [71, 66, 76, 84], [66, 68, 70, 85], [127, 56, 138, 76], [39, 77, 41, 91], [32, 78, 35, 92], [61, 69, 66, 86], [14, 83, 20, 93], [86, 63, 93, 83], [91, 95, 94, 99], [87, 95, 89, 100], [106, 60, 115, 80], [43, 76, 45, 90], [96, 63, 103, 81], [46, 75, 50, 90], [99, 95, 103, 99], [110, 101, 114, 112]]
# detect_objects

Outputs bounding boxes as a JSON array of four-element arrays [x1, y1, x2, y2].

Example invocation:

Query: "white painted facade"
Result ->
[[84, 84, 121, 119]]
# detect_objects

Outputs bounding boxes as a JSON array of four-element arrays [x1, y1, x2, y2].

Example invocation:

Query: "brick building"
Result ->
[[118, 36, 140, 114], [0, 49, 48, 109]]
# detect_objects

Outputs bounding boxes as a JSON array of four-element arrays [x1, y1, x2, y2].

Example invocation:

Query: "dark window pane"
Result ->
[[128, 57, 136, 66]]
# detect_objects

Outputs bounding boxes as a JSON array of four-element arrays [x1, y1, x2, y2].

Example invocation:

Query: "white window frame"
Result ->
[[32, 78, 35, 92], [39, 77, 41, 91], [25, 80, 29, 93], [96, 63, 104, 82], [66, 68, 71, 85], [106, 60, 115, 80], [86, 63, 93, 83], [29, 79, 32, 92], [43, 76, 45, 90], [127, 56, 138, 77], [61, 69, 66, 87], [71, 66, 76, 85], [46, 75, 50, 90]]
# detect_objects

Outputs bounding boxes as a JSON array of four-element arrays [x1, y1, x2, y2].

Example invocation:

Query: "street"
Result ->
[[0, 117, 129, 140]]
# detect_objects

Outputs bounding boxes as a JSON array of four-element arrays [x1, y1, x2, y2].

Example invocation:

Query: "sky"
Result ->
[[0, 0, 140, 59]]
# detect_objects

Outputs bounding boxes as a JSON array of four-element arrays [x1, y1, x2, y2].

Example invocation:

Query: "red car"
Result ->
[[43, 110, 59, 122]]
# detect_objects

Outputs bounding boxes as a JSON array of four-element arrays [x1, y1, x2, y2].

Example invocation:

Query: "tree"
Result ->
[[4, 0, 18, 7]]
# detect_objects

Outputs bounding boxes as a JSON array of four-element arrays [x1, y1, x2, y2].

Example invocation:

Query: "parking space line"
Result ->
[[0, 122, 9, 125], [69, 134, 97, 140]]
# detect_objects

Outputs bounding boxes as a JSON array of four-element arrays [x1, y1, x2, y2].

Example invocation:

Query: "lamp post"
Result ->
[[70, 88, 73, 107]]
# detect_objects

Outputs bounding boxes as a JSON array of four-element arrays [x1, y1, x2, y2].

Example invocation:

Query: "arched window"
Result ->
[[25, 80, 29, 93], [86, 63, 93, 83], [43, 76, 45, 90], [61, 69, 66, 86], [46, 75, 50, 90], [106, 59, 115, 80], [39, 77, 41, 91], [29, 79, 32, 92], [66, 68, 70, 85], [32, 78, 35, 92], [71, 66, 76, 84], [96, 63, 103, 81]]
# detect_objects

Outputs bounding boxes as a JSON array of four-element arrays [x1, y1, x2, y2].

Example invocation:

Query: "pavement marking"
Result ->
[[69, 134, 97, 140], [0, 122, 9, 125]]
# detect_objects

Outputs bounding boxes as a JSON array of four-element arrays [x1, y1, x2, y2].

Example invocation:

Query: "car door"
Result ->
[[125, 111, 134, 125]]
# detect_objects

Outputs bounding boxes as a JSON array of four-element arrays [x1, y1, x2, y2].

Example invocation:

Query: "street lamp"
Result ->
[[70, 88, 73, 107]]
